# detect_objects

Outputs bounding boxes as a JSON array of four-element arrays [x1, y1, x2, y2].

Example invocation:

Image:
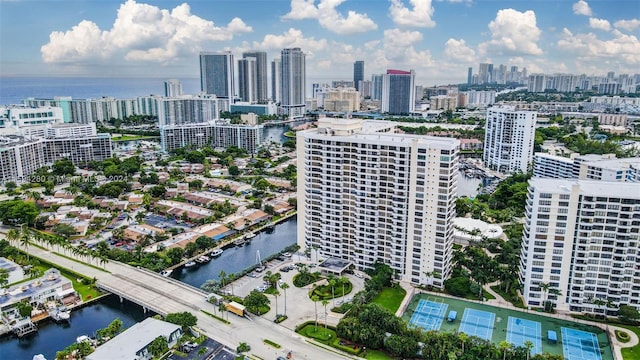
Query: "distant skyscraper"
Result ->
[[271, 58, 281, 103], [353, 60, 364, 91], [280, 48, 306, 117], [478, 63, 491, 84], [164, 79, 183, 97], [238, 57, 257, 103], [243, 51, 268, 103], [381, 69, 415, 115], [199, 51, 234, 98], [371, 74, 383, 101], [467, 67, 473, 85]]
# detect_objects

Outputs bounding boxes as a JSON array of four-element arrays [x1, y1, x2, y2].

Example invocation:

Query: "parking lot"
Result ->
[[222, 255, 368, 329]]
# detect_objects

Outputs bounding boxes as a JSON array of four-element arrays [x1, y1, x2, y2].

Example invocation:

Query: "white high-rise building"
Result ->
[[519, 178, 640, 313], [242, 51, 268, 103], [483, 107, 536, 174], [297, 118, 460, 287], [280, 48, 306, 117], [164, 79, 183, 97], [155, 95, 222, 126]]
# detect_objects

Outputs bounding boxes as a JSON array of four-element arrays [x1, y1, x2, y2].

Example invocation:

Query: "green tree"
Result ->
[[52, 223, 77, 239], [280, 282, 290, 316], [619, 305, 640, 322], [148, 336, 169, 358], [52, 158, 75, 176], [312, 294, 320, 331], [16, 300, 33, 318], [0, 200, 39, 226], [244, 290, 270, 315], [164, 311, 197, 330], [0, 268, 10, 288], [228, 165, 240, 176], [165, 247, 185, 265]]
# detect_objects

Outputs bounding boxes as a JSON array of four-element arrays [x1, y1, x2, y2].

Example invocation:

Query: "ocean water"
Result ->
[[0, 77, 201, 105]]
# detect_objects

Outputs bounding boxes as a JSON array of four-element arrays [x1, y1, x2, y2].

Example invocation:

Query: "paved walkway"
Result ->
[[2, 235, 358, 360]]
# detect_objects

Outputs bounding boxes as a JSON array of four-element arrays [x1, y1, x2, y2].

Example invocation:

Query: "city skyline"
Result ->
[[1, 0, 638, 86]]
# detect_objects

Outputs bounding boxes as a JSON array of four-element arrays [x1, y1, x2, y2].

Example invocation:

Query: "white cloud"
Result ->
[[572, 0, 592, 16], [557, 28, 640, 66], [389, 0, 436, 28], [443, 38, 475, 62], [41, 0, 252, 63], [248, 28, 328, 54], [589, 18, 611, 31], [614, 19, 640, 32], [281, 0, 377, 35], [479, 9, 543, 56]]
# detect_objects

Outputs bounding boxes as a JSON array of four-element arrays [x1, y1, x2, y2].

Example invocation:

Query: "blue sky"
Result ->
[[1, 0, 638, 85]]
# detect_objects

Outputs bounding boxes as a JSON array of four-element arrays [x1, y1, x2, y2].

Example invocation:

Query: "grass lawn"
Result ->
[[371, 286, 407, 313], [365, 350, 394, 360], [617, 324, 640, 360]]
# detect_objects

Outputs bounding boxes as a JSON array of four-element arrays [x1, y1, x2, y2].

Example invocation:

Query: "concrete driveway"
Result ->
[[223, 259, 367, 331]]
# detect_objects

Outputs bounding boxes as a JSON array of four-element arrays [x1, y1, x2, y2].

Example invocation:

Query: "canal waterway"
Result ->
[[172, 217, 298, 287], [0, 295, 153, 360]]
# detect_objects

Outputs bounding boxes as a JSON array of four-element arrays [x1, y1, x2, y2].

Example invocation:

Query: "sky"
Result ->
[[0, 0, 639, 86]]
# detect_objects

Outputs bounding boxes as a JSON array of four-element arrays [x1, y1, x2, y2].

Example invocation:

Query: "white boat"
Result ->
[[210, 249, 224, 257], [245, 233, 256, 240], [195, 255, 210, 264], [234, 238, 245, 246], [76, 335, 91, 343], [50, 307, 70, 322], [160, 269, 173, 277], [184, 261, 197, 268]]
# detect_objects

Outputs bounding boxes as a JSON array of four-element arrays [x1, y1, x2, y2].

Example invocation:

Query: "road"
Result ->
[[3, 235, 356, 360]]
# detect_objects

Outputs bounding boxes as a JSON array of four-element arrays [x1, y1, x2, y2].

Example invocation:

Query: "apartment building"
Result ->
[[519, 178, 640, 313], [533, 153, 639, 182], [160, 120, 263, 153], [483, 106, 536, 174], [297, 118, 459, 287]]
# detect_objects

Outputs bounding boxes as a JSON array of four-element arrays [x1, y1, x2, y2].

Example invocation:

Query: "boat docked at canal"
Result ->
[[49, 305, 71, 322], [210, 248, 224, 257], [160, 269, 173, 277], [195, 255, 210, 264], [234, 238, 246, 247], [184, 261, 197, 268]]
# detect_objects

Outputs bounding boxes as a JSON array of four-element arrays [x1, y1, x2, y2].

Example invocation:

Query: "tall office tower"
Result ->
[[164, 79, 183, 97], [280, 48, 306, 117], [242, 51, 268, 103], [467, 67, 473, 85], [297, 118, 460, 287], [483, 106, 536, 173], [359, 80, 372, 98], [381, 69, 415, 115], [238, 57, 257, 103], [353, 60, 364, 91], [371, 74, 383, 101], [519, 178, 640, 313], [199, 51, 234, 98], [478, 63, 491, 84], [528, 74, 547, 92], [271, 58, 281, 103]]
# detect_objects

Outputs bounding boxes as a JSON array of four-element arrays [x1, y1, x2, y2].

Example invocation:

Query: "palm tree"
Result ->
[[219, 270, 227, 288], [218, 303, 226, 321], [548, 288, 562, 312], [19, 228, 32, 262], [539, 282, 551, 311], [524, 340, 534, 360], [322, 299, 329, 330], [273, 289, 280, 318], [6, 229, 19, 247], [312, 295, 320, 331], [459, 332, 469, 353], [499, 340, 511, 360], [327, 274, 337, 307], [0, 268, 10, 288], [339, 276, 348, 298], [99, 256, 108, 270], [280, 282, 289, 316]]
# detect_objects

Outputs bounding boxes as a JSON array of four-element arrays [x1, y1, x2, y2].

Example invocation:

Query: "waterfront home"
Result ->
[[86, 318, 182, 360]]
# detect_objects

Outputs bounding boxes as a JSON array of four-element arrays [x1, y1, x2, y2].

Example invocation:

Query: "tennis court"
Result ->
[[507, 317, 542, 355], [409, 299, 448, 331], [458, 308, 495, 340], [562, 327, 603, 360]]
